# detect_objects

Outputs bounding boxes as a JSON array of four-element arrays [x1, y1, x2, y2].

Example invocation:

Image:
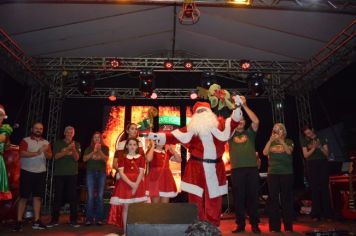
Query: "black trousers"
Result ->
[[267, 174, 293, 231], [52, 175, 78, 222], [231, 167, 260, 227], [307, 159, 333, 218]]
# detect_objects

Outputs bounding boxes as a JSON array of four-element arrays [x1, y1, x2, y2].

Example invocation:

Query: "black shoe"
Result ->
[[47, 220, 59, 228], [12, 221, 23, 232], [252, 225, 261, 234], [232, 225, 245, 233], [32, 220, 47, 230], [70, 221, 80, 228]]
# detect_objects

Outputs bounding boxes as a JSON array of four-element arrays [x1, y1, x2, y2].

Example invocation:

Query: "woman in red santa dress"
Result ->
[[148, 97, 243, 226], [145, 141, 181, 203], [108, 138, 147, 234]]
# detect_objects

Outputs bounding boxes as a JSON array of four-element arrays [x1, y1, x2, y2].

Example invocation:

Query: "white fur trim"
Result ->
[[180, 181, 203, 197], [171, 129, 194, 144], [126, 154, 141, 160], [110, 196, 147, 205], [231, 107, 243, 122], [210, 118, 232, 142], [159, 191, 178, 198]]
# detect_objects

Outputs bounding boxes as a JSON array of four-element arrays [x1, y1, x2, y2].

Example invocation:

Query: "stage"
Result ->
[[0, 214, 354, 236]]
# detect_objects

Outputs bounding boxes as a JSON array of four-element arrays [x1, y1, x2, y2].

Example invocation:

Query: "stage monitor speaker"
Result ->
[[127, 203, 198, 236]]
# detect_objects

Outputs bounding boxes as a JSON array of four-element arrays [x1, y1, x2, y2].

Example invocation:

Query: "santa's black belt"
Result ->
[[190, 156, 222, 164]]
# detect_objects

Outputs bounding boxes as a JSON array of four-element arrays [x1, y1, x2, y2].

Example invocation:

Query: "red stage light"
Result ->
[[110, 59, 120, 68], [240, 60, 250, 70], [184, 61, 193, 70], [108, 91, 117, 101], [190, 92, 198, 100], [164, 60, 173, 70], [150, 92, 158, 99]]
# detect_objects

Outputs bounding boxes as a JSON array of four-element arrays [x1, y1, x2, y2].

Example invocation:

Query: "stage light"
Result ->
[[178, 1, 200, 25], [276, 101, 283, 110], [229, 0, 251, 5], [240, 60, 250, 71], [190, 91, 198, 100], [108, 90, 116, 101], [150, 92, 158, 99], [164, 60, 174, 70], [78, 71, 95, 96], [184, 60, 193, 70], [139, 69, 155, 98], [201, 71, 216, 89], [248, 73, 265, 97], [110, 58, 121, 69]]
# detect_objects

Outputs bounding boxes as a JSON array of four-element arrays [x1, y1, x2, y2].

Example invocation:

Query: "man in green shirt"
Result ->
[[301, 126, 332, 220], [48, 126, 81, 228], [228, 96, 261, 234]]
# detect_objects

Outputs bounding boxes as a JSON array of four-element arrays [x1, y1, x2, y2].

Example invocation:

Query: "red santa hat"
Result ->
[[0, 104, 7, 119], [192, 101, 211, 113]]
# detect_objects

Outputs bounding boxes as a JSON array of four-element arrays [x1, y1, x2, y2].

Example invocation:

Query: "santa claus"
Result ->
[[148, 96, 243, 226]]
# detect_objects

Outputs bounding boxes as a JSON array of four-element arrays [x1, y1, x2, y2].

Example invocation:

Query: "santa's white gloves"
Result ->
[[148, 132, 166, 145], [232, 95, 243, 122]]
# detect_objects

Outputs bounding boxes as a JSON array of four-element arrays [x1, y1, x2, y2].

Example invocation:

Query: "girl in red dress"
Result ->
[[109, 138, 147, 233], [145, 141, 181, 203]]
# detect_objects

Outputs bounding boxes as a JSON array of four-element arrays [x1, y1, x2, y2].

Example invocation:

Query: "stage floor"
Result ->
[[0, 214, 355, 235]]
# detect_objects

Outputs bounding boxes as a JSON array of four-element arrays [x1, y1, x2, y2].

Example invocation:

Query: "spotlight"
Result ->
[[276, 101, 283, 110], [248, 73, 265, 97], [179, 1, 200, 25], [184, 60, 193, 70], [229, 0, 251, 5], [150, 92, 158, 99], [201, 71, 216, 89], [78, 71, 95, 96], [190, 91, 198, 100], [240, 60, 250, 71], [139, 69, 155, 98], [110, 58, 121, 69], [164, 60, 174, 70], [108, 90, 117, 101]]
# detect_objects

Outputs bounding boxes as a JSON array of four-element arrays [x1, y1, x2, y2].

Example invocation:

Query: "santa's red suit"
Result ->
[[149, 100, 242, 226]]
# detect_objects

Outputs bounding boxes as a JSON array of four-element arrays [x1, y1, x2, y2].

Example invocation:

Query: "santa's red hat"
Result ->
[[0, 104, 7, 119], [192, 101, 211, 113]]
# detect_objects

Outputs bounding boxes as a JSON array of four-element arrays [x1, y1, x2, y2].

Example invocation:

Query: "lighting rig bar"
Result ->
[[35, 57, 303, 75], [63, 87, 268, 99]]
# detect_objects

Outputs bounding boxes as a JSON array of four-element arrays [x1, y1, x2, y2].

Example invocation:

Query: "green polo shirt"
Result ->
[[53, 139, 81, 176], [229, 126, 257, 169], [84, 145, 109, 172], [268, 139, 294, 175], [301, 136, 328, 161]]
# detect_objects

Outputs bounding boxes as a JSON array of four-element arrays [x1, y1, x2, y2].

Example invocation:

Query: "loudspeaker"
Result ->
[[127, 203, 198, 236]]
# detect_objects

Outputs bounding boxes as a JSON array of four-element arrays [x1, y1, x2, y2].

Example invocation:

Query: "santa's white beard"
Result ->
[[187, 110, 219, 137]]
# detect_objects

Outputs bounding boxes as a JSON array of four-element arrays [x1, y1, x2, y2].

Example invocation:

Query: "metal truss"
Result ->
[[0, 28, 46, 86], [36, 57, 302, 76], [267, 74, 285, 124], [282, 20, 356, 93], [25, 86, 46, 135], [62, 87, 269, 99], [3, 0, 356, 14], [43, 75, 64, 213], [295, 92, 313, 133]]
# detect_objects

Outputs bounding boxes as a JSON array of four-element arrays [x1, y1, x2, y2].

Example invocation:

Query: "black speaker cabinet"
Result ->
[[127, 203, 198, 236]]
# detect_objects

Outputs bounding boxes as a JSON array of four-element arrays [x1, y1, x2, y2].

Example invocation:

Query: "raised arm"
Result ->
[[241, 96, 259, 132]]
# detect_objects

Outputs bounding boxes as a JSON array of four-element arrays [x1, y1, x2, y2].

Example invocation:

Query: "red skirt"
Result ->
[[107, 205, 123, 229], [146, 167, 177, 198], [110, 173, 147, 204]]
